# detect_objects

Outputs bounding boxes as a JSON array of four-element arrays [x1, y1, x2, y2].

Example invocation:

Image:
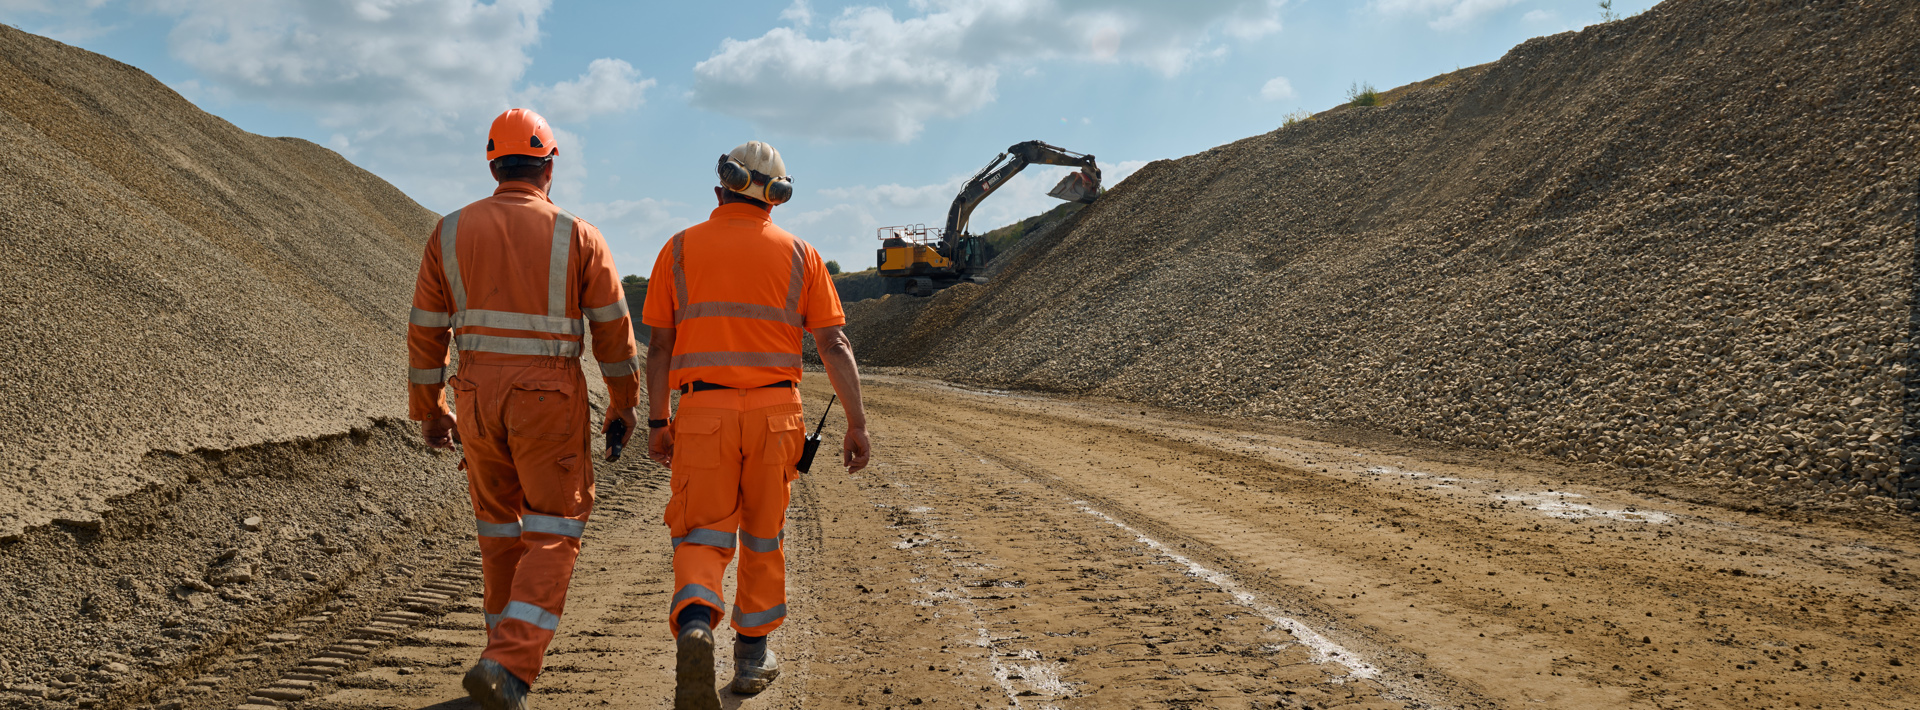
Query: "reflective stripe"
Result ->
[[548, 211, 575, 319], [485, 612, 504, 628], [475, 520, 523, 538], [440, 210, 466, 312], [454, 309, 585, 336], [409, 367, 445, 385], [674, 528, 737, 549], [673, 583, 723, 610], [583, 298, 629, 323], [410, 308, 452, 328], [785, 239, 805, 313], [740, 529, 783, 553], [599, 356, 640, 378], [671, 231, 689, 312], [733, 603, 787, 628], [676, 301, 804, 327], [456, 334, 581, 358], [502, 600, 560, 631], [670, 351, 804, 370], [522, 514, 585, 538]]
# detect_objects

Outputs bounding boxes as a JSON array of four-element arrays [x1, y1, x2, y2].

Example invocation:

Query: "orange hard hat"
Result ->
[[486, 108, 557, 162]]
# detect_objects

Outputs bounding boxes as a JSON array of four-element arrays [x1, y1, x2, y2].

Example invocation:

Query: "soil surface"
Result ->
[[231, 375, 1920, 710]]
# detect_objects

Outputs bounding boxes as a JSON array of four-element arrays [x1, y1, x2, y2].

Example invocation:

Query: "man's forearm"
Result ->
[[817, 332, 866, 430], [645, 328, 675, 421]]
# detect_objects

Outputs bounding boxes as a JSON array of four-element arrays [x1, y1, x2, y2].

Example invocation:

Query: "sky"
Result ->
[[1, 0, 1660, 277]]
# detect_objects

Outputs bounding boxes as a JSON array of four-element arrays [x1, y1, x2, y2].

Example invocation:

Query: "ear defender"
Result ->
[[717, 155, 753, 192], [717, 154, 795, 205], [763, 177, 793, 205]]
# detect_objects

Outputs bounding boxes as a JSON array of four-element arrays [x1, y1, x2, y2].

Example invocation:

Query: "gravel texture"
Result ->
[[0, 25, 438, 538], [837, 0, 1920, 514]]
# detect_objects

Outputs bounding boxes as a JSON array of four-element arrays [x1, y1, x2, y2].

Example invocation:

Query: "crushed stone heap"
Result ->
[[0, 25, 438, 538], [839, 0, 1920, 513]]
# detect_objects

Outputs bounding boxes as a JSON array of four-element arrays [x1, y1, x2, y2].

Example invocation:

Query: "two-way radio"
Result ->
[[795, 395, 837, 475]]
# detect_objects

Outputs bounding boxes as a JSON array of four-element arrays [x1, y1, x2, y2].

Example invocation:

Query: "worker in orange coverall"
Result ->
[[407, 108, 640, 710], [641, 140, 870, 709]]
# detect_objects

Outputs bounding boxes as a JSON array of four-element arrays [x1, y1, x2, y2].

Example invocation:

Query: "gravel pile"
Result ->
[[844, 0, 1920, 513]]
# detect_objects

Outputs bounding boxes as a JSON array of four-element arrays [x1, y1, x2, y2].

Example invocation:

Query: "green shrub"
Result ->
[[1347, 81, 1379, 107], [826, 260, 842, 275]]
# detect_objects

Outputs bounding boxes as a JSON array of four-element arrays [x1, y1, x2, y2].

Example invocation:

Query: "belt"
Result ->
[[680, 380, 795, 394]]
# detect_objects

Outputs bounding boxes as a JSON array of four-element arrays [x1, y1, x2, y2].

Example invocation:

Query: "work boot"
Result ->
[[674, 620, 721, 710], [730, 646, 781, 695], [462, 658, 530, 710]]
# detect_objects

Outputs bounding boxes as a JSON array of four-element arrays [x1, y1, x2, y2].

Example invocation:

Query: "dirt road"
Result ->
[[264, 375, 1915, 709]]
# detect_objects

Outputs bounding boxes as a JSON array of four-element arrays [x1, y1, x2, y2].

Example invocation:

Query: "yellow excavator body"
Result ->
[[878, 243, 952, 274]]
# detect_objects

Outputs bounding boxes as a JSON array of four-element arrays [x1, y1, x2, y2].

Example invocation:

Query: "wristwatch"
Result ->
[[648, 418, 670, 429]]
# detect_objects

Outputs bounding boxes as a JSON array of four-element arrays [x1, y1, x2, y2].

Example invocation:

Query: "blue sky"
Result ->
[[1, 0, 1658, 276]]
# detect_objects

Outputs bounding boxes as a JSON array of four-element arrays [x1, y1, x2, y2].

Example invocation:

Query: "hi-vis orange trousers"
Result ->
[[449, 356, 593, 684], [667, 386, 806, 637]]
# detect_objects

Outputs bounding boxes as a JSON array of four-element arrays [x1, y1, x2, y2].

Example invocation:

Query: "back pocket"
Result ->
[[673, 416, 725, 470], [505, 381, 576, 441], [763, 413, 805, 474]]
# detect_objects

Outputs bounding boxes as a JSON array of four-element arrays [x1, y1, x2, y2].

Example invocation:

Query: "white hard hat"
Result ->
[[717, 141, 792, 205]]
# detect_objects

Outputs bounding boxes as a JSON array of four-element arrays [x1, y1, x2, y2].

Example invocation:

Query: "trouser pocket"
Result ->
[[764, 413, 805, 481], [505, 380, 578, 442]]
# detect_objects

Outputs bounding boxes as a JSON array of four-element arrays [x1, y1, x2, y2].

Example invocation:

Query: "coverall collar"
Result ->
[[711, 202, 772, 223], [494, 180, 552, 202]]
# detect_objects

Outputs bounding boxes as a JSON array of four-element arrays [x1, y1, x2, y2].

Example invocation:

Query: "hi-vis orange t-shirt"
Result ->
[[641, 203, 845, 390]]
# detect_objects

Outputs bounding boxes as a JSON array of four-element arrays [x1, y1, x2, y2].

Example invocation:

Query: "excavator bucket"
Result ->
[[1047, 170, 1101, 204]]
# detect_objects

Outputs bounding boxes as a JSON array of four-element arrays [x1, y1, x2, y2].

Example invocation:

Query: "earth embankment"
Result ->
[[839, 0, 1920, 514]]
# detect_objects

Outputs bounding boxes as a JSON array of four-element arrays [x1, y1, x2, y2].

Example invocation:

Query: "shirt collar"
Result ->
[[711, 202, 772, 223], [494, 180, 551, 202]]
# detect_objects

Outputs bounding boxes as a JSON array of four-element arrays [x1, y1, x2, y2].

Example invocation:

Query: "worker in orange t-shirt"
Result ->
[[641, 141, 870, 708], [408, 108, 640, 710]]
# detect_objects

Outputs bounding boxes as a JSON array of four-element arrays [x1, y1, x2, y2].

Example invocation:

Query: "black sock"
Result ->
[[736, 632, 767, 660], [677, 605, 712, 632]]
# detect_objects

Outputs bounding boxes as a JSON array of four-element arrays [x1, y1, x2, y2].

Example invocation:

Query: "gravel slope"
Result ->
[[0, 25, 437, 538], [839, 0, 1920, 513]]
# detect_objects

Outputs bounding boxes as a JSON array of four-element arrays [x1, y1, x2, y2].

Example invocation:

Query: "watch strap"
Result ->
[[647, 418, 670, 429]]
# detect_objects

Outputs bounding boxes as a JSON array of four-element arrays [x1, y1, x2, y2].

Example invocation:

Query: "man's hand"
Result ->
[[422, 413, 459, 450], [603, 406, 637, 459], [842, 428, 871, 473], [648, 424, 674, 467]]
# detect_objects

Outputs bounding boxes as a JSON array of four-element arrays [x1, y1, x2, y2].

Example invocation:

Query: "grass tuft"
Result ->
[[1347, 81, 1379, 108]]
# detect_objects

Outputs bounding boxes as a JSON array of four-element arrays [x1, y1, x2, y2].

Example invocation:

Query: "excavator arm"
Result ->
[[943, 140, 1101, 240]]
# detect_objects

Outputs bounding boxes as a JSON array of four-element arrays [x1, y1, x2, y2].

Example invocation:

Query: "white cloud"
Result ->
[[518, 58, 656, 124], [1371, 0, 1524, 30], [780, 0, 813, 27], [1260, 76, 1296, 101], [691, 0, 1288, 142], [1523, 10, 1553, 22]]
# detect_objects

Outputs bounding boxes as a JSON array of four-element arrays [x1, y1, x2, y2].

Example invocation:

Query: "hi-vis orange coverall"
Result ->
[[407, 181, 640, 684], [641, 202, 844, 638]]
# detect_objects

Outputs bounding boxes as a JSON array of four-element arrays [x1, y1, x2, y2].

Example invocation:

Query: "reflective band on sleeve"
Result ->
[[409, 308, 452, 328], [502, 600, 561, 631], [455, 334, 582, 358], [740, 529, 783, 553], [453, 309, 586, 335], [785, 239, 805, 313], [583, 299, 629, 323], [673, 583, 723, 610], [670, 351, 804, 371], [675, 301, 804, 327], [408, 367, 445, 385], [485, 612, 503, 628], [440, 210, 466, 313], [671, 232, 688, 312], [733, 603, 787, 629], [475, 520, 523, 538], [521, 514, 586, 538], [599, 357, 640, 378], [674, 528, 737, 549], [548, 211, 575, 319]]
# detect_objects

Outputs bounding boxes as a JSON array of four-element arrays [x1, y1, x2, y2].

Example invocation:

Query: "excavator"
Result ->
[[877, 141, 1101, 296]]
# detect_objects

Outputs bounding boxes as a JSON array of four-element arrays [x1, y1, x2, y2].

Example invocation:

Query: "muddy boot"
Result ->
[[675, 620, 720, 710], [730, 646, 780, 695], [462, 658, 530, 710]]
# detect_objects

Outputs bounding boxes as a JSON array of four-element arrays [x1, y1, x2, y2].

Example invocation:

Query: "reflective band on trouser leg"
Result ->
[[486, 612, 504, 629], [455, 334, 582, 358], [672, 528, 737, 550], [409, 307, 452, 328], [671, 583, 725, 633], [598, 357, 640, 378], [547, 211, 575, 319], [669, 351, 804, 370], [476, 520, 523, 538], [439, 210, 466, 312], [521, 514, 585, 538], [740, 529, 783, 553], [409, 367, 445, 385], [502, 600, 561, 631], [733, 603, 787, 630]]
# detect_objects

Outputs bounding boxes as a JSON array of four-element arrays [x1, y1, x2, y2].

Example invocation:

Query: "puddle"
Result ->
[[1071, 501, 1380, 681], [1495, 492, 1673, 523]]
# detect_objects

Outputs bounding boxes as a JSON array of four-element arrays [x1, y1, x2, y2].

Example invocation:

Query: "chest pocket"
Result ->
[[506, 381, 576, 442]]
